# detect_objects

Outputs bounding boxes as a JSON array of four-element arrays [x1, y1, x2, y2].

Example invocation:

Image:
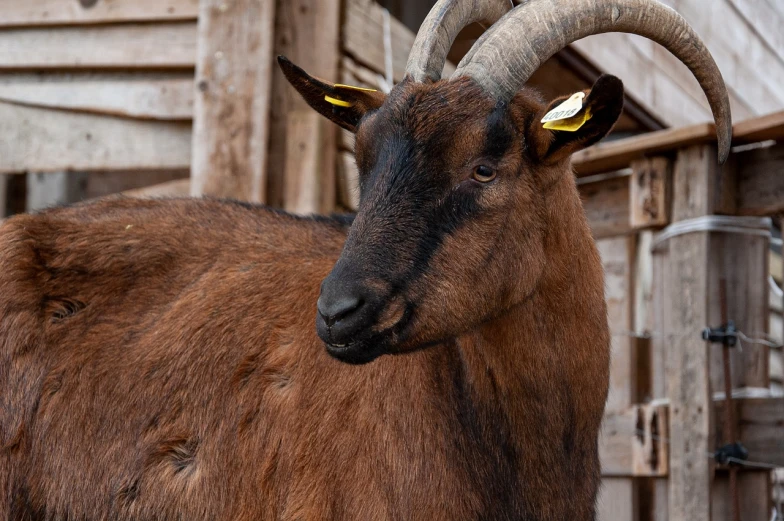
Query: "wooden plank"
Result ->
[[734, 142, 784, 216], [266, 0, 341, 208], [0, 101, 191, 173], [0, 77, 193, 120], [630, 157, 671, 230], [337, 151, 360, 211], [283, 112, 334, 214], [727, 0, 784, 61], [597, 234, 638, 521], [733, 110, 784, 144], [715, 397, 784, 469], [663, 144, 717, 521], [123, 179, 191, 199], [0, 23, 197, 70], [0, 0, 198, 27], [599, 397, 784, 478], [578, 173, 633, 239], [190, 0, 275, 202], [572, 123, 715, 178], [600, 404, 669, 477]]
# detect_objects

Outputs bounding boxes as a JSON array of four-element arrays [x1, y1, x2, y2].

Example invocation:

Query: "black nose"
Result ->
[[317, 293, 363, 327], [315, 272, 376, 349]]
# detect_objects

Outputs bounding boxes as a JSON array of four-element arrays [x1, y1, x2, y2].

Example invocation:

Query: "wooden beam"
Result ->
[[0, 77, 193, 121], [283, 112, 334, 214], [733, 110, 784, 144], [0, 23, 197, 70], [190, 0, 275, 202], [715, 397, 784, 469], [0, 101, 191, 173], [572, 110, 784, 179], [0, 0, 198, 27], [266, 0, 341, 208], [0, 174, 7, 218], [661, 144, 717, 521], [572, 123, 715, 178], [630, 157, 671, 230]]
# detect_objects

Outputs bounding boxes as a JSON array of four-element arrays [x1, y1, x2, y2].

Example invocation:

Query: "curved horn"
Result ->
[[452, 0, 732, 163], [406, 0, 513, 83]]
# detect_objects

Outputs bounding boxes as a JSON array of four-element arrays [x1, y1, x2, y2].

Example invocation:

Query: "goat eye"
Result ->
[[472, 165, 496, 183]]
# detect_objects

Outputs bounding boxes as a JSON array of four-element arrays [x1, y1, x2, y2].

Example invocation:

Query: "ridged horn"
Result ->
[[452, 0, 732, 163], [406, 0, 513, 83]]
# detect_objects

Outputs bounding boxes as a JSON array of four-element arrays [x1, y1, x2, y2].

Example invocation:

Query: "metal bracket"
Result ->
[[714, 442, 748, 466], [701, 320, 737, 347]]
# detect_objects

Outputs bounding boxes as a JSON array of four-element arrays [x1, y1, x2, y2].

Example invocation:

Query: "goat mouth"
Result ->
[[324, 307, 414, 365]]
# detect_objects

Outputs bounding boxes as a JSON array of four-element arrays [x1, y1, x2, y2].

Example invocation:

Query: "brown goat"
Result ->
[[1, 0, 731, 519]]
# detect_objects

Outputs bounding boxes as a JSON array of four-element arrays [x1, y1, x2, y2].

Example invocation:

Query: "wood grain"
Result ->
[[0, 77, 193, 120], [190, 0, 275, 202], [0, 101, 191, 173], [578, 173, 632, 239], [735, 142, 784, 216], [630, 157, 671, 230], [0, 0, 198, 27], [0, 23, 197, 69]]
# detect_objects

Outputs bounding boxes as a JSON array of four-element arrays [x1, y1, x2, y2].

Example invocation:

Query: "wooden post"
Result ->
[[266, 0, 341, 209], [191, 0, 276, 202], [597, 235, 640, 521], [659, 145, 719, 521], [657, 144, 771, 521]]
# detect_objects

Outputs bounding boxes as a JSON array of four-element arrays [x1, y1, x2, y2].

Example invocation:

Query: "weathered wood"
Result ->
[[283, 112, 335, 214], [578, 172, 633, 239], [190, 0, 275, 202], [342, 0, 456, 83], [597, 235, 638, 521], [267, 0, 341, 207], [0, 0, 198, 27], [0, 101, 191, 173], [727, 0, 784, 60], [0, 78, 193, 121], [123, 179, 191, 199], [85, 170, 190, 199], [599, 397, 784, 478], [0, 23, 197, 70], [630, 157, 671, 230], [600, 404, 669, 477], [663, 144, 717, 521], [572, 123, 715, 178], [734, 142, 784, 216], [715, 397, 784, 469], [337, 152, 360, 211], [733, 110, 784, 144]]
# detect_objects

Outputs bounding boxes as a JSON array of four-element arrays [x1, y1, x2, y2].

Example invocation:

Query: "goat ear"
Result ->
[[528, 75, 624, 165], [278, 56, 386, 133]]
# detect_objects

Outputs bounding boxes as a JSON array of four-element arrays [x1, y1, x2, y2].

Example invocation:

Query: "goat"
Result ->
[[0, 0, 730, 519]]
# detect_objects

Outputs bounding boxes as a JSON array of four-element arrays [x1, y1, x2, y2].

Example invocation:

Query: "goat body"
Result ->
[[1, 191, 608, 521]]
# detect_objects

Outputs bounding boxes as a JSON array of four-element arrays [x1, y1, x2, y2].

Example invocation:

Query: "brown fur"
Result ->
[[0, 65, 620, 520]]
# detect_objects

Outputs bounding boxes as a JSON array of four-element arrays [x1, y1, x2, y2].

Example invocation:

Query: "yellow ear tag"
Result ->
[[543, 107, 593, 132], [541, 92, 592, 132], [325, 95, 353, 107], [324, 84, 378, 108], [334, 84, 378, 92]]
